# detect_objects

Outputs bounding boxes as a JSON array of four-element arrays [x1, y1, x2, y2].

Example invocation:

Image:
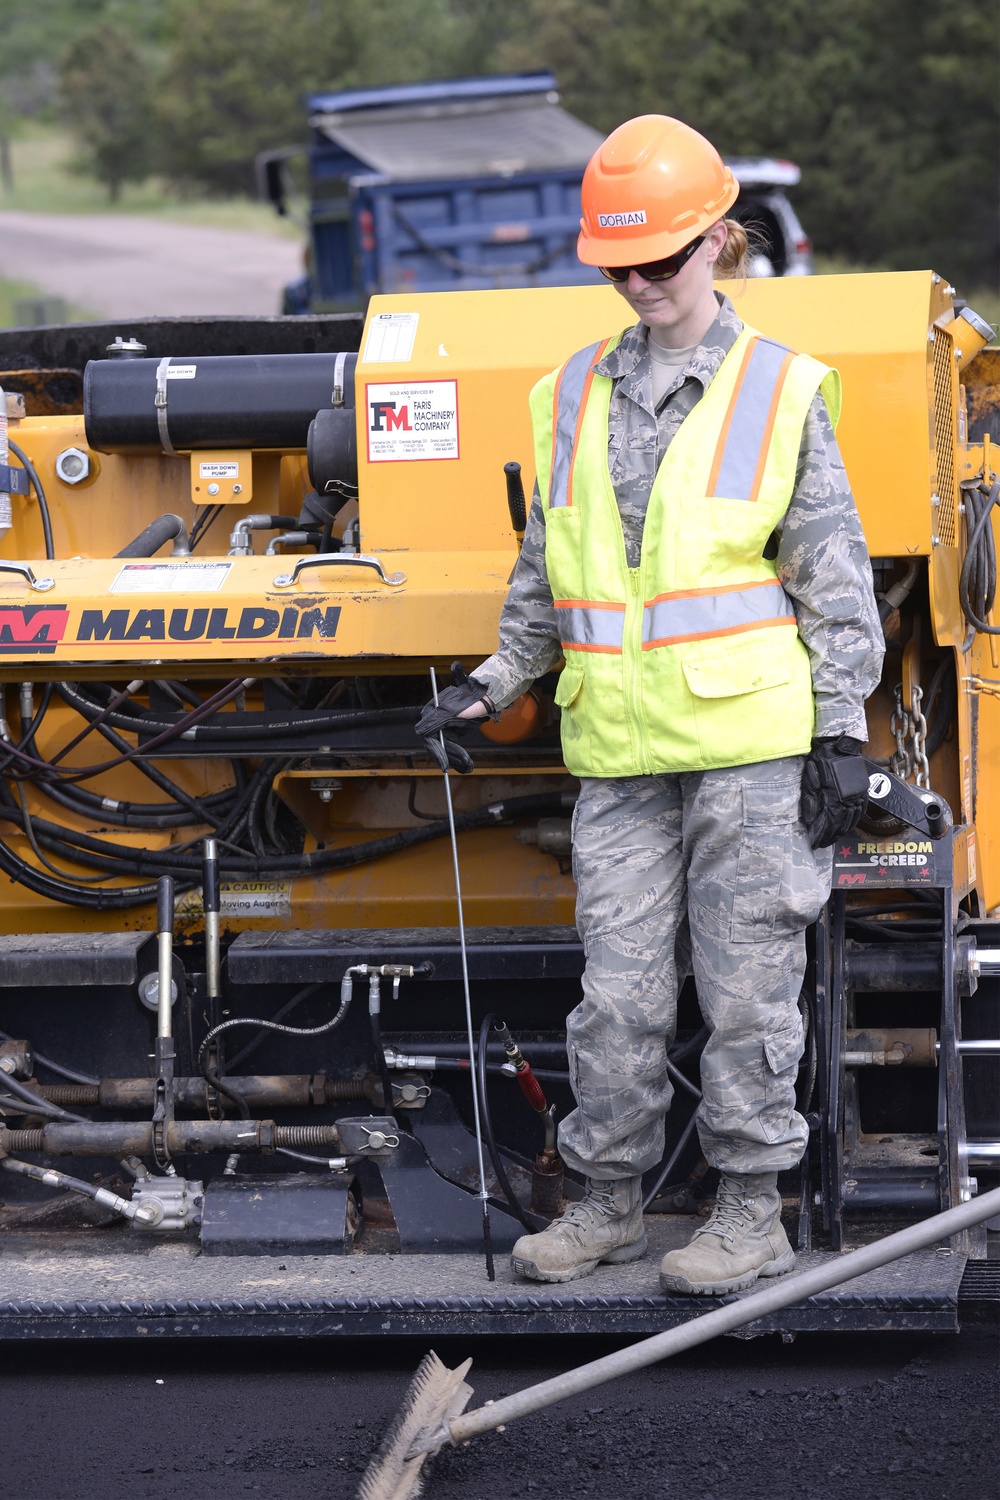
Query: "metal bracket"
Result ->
[[0, 464, 30, 496], [0, 561, 54, 592], [272, 553, 406, 588]]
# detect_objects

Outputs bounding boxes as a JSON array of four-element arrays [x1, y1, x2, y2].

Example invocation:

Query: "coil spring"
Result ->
[[273, 1125, 342, 1147]]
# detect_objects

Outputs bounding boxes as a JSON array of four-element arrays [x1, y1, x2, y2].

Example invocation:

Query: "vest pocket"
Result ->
[[554, 661, 584, 708], [681, 641, 793, 700]]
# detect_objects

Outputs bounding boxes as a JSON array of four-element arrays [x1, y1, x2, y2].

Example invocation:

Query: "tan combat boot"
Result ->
[[658, 1172, 795, 1295], [510, 1178, 647, 1283]]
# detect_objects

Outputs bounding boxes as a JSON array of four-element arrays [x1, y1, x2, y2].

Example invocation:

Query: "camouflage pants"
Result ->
[[558, 760, 832, 1181]]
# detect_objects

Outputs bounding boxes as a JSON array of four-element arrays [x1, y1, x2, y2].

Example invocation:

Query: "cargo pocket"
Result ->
[[730, 777, 825, 942], [761, 1019, 804, 1142]]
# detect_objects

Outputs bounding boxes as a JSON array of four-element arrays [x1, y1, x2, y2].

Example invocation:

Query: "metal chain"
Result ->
[[889, 683, 912, 779], [889, 681, 930, 786], [911, 683, 930, 788]]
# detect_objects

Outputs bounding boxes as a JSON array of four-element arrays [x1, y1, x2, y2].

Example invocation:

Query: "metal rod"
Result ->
[[203, 838, 221, 1004], [430, 666, 494, 1280], [424, 1185, 1000, 1454], [968, 1140, 1000, 1161], [156, 875, 174, 1041], [974, 948, 1000, 973]]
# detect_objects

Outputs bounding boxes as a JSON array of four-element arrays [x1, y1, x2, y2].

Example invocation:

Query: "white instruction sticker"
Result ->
[[366, 380, 459, 463], [110, 562, 232, 594], [199, 461, 239, 479], [165, 365, 197, 379], [362, 312, 419, 364], [177, 880, 292, 919]]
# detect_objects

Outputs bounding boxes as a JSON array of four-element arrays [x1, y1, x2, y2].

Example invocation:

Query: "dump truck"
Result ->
[[0, 270, 995, 1342], [257, 73, 814, 312]]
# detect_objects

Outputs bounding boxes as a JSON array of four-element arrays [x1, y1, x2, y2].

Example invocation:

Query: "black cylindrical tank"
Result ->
[[84, 352, 357, 454]]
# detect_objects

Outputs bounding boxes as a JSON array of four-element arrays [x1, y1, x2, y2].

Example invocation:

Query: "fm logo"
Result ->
[[369, 399, 411, 433]]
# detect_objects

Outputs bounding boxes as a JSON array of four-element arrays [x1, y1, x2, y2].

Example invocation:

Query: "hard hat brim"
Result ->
[[576, 178, 739, 267]]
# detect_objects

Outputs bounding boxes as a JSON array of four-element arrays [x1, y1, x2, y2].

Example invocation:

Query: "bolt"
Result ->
[[232, 484, 243, 495]]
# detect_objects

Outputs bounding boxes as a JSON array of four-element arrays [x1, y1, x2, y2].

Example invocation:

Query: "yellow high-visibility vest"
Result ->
[[531, 325, 841, 777]]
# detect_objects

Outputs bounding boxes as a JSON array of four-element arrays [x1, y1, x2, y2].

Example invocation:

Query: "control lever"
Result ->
[[504, 461, 527, 551], [862, 762, 952, 838], [152, 875, 176, 1165]]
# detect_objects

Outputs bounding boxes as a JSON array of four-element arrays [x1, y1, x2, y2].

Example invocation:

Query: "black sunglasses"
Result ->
[[599, 235, 705, 284]]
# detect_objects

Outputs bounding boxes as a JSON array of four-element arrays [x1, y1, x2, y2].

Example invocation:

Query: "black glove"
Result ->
[[415, 662, 497, 775], [800, 735, 870, 849]]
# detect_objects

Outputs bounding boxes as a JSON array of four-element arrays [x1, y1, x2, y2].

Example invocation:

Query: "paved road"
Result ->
[[2, 1326, 996, 1499], [0, 211, 304, 319]]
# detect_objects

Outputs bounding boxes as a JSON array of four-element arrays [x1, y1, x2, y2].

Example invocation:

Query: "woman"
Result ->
[[417, 115, 882, 1295]]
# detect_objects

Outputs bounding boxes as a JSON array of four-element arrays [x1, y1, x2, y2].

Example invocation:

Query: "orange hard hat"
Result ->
[[577, 115, 739, 266]]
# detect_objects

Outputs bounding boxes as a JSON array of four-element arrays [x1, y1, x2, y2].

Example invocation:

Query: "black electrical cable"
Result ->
[[276, 1147, 362, 1169], [0, 682, 55, 779], [476, 1011, 537, 1233], [797, 984, 819, 1114], [0, 1029, 98, 1087], [641, 1109, 701, 1212], [188, 504, 223, 552], [0, 1069, 87, 1121], [0, 792, 575, 883], [57, 680, 422, 745], [960, 476, 1000, 634], [369, 994, 396, 1120], [407, 778, 443, 821], [7, 439, 54, 560], [1, 677, 250, 783]]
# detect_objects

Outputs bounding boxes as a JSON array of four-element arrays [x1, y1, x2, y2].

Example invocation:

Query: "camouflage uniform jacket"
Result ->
[[476, 294, 884, 741]]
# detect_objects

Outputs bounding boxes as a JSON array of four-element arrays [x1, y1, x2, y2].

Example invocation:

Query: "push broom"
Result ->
[[357, 1183, 1000, 1500]]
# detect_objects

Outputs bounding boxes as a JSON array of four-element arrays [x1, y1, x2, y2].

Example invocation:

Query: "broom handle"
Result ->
[[437, 1185, 1000, 1447]]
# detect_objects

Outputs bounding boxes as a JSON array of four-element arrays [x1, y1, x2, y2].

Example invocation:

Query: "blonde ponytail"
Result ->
[[714, 218, 752, 279]]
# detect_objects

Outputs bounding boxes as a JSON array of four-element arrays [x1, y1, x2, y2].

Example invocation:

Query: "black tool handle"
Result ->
[[156, 876, 175, 936], [504, 461, 527, 545]]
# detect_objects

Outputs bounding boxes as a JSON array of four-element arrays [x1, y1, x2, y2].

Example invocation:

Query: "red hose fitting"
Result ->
[[516, 1060, 547, 1115]]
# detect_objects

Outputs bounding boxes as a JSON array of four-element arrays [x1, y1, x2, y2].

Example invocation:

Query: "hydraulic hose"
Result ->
[[115, 513, 189, 559], [57, 679, 421, 745], [0, 1028, 98, 1087], [7, 440, 54, 560], [959, 475, 1000, 634], [0, 792, 575, 882], [477, 1012, 537, 1233], [1, 1157, 156, 1224]]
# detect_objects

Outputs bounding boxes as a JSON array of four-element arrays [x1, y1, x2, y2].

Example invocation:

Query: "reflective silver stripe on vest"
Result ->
[[549, 341, 606, 508], [642, 581, 794, 647], [555, 604, 626, 651], [710, 338, 791, 500]]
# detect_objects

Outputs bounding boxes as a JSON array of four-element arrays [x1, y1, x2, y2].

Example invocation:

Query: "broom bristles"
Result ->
[[356, 1350, 473, 1500]]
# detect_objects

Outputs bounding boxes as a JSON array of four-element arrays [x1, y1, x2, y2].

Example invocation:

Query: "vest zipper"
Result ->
[[623, 566, 651, 773]]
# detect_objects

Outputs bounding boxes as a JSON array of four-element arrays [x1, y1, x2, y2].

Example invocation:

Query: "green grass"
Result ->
[[0, 272, 94, 328], [0, 122, 301, 237]]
